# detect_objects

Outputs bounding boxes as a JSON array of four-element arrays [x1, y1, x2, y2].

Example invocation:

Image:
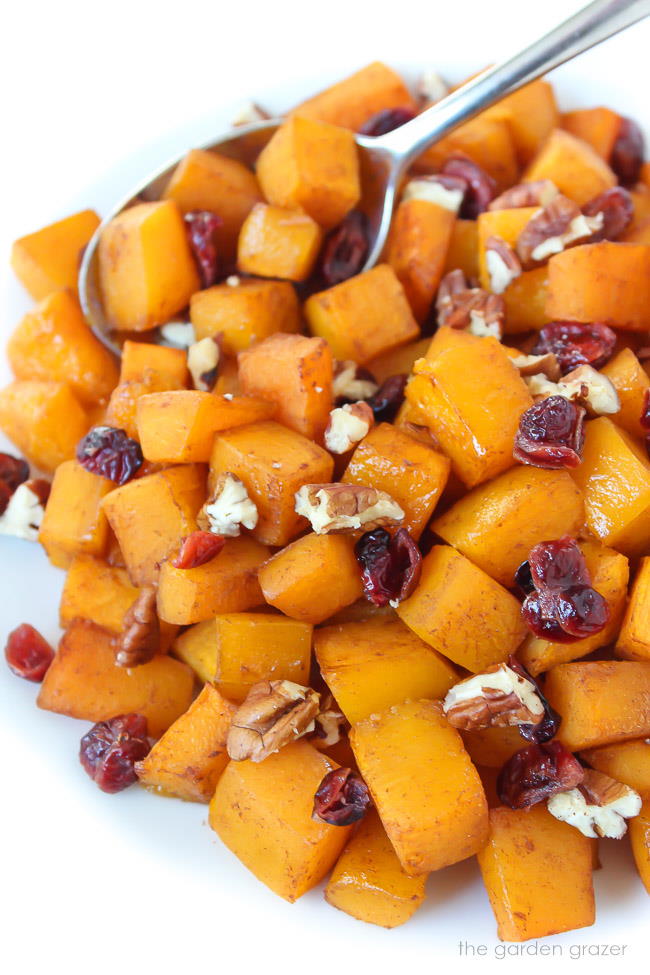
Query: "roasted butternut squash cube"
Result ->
[[157, 536, 268, 625], [325, 810, 427, 928], [387, 199, 456, 322], [162, 149, 262, 259], [39, 461, 111, 568], [98, 200, 200, 331], [434, 466, 584, 588], [580, 740, 650, 799], [616, 557, 650, 661], [209, 421, 333, 546], [365, 337, 431, 384], [305, 264, 419, 364], [0, 380, 87, 473], [601, 348, 650, 439], [443, 219, 479, 278], [259, 533, 363, 624], [485, 79, 559, 165], [414, 116, 518, 192], [342, 423, 449, 539], [105, 371, 187, 441], [238, 333, 333, 443], [503, 266, 549, 334], [190, 278, 300, 355], [11, 208, 100, 301], [571, 417, 650, 558], [397, 545, 526, 672], [209, 741, 352, 901], [462, 725, 525, 769], [630, 800, 650, 894], [561, 106, 622, 159], [406, 331, 532, 487], [290, 61, 416, 130], [545, 661, 650, 751], [524, 128, 616, 205], [102, 464, 206, 586], [314, 619, 457, 724], [546, 242, 650, 331], [477, 804, 595, 942], [237, 203, 322, 281], [119, 340, 189, 386], [351, 700, 488, 874], [135, 683, 234, 801]]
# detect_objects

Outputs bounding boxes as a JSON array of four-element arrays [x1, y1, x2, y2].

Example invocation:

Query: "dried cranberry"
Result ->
[[76, 426, 143, 485], [4, 623, 54, 682], [610, 116, 645, 187], [497, 741, 585, 809], [319, 210, 369, 286], [527, 536, 590, 591], [514, 560, 535, 596], [365, 374, 407, 423], [641, 388, 650, 431], [0, 481, 12, 516], [507, 655, 561, 744], [312, 767, 372, 825], [0, 452, 30, 494], [514, 396, 585, 470], [79, 714, 150, 794], [359, 107, 415, 137], [582, 186, 633, 241], [532, 321, 616, 375], [184, 210, 223, 288], [355, 527, 422, 607], [172, 531, 225, 569], [441, 156, 497, 218]]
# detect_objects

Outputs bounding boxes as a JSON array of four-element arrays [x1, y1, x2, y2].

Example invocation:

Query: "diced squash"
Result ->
[[387, 199, 456, 322], [414, 116, 518, 192], [616, 557, 650, 661], [351, 700, 489, 874], [135, 683, 234, 801], [98, 200, 200, 331], [601, 348, 650, 439], [325, 810, 427, 928], [629, 800, 650, 893], [485, 79, 559, 165], [259, 532, 363, 624], [157, 536, 268, 625], [462, 726, 525, 769], [190, 278, 300, 355], [545, 661, 650, 751], [314, 619, 457, 724], [209, 421, 333, 546], [101, 464, 206, 586], [60, 554, 137, 633], [105, 370, 187, 441], [443, 219, 479, 279], [39, 461, 111, 568], [119, 340, 189, 386], [524, 128, 616, 205], [305, 264, 419, 364], [580, 740, 650, 799], [561, 106, 621, 160], [342, 423, 449, 539], [209, 741, 352, 901], [0, 380, 87, 473], [290, 61, 416, 130], [503, 266, 549, 334], [11, 209, 100, 301], [37, 620, 194, 737], [477, 804, 595, 942], [396, 545, 526, 672], [366, 337, 431, 384], [237, 203, 322, 281]]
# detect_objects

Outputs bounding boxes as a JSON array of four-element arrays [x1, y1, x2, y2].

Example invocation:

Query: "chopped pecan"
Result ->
[[294, 483, 404, 534], [510, 352, 561, 382], [402, 174, 466, 213], [324, 402, 374, 454], [524, 364, 619, 417], [416, 68, 449, 104], [227, 680, 321, 762], [516, 195, 603, 268], [485, 235, 522, 294], [489, 179, 559, 211], [332, 360, 379, 403], [230, 101, 270, 126], [0, 478, 50, 542], [188, 335, 221, 391], [197, 472, 258, 537], [311, 694, 347, 747], [442, 661, 545, 732], [115, 587, 160, 668], [547, 768, 642, 839], [436, 269, 505, 338], [159, 320, 196, 348]]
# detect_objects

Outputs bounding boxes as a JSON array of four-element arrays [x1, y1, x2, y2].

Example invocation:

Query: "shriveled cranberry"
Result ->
[[359, 107, 415, 136], [507, 655, 561, 744], [532, 321, 617, 374], [610, 116, 645, 187], [527, 536, 590, 591], [76, 426, 143, 485], [365, 374, 408, 423], [355, 527, 422, 607], [441, 156, 496, 218], [640, 388, 650, 431], [514, 396, 585, 470], [0, 481, 11, 516], [312, 767, 372, 825], [582, 186, 633, 241], [79, 714, 150, 794], [497, 741, 585, 809], [172, 531, 225, 569], [184, 210, 223, 288], [0, 452, 30, 494], [319, 210, 369, 286], [514, 560, 534, 596], [4, 623, 54, 682]]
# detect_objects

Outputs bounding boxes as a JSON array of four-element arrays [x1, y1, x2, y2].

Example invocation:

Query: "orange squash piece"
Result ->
[[485, 79, 559, 165], [443, 219, 479, 278], [105, 370, 187, 441], [11, 209, 100, 301], [414, 116, 518, 192], [290, 61, 416, 130], [118, 340, 189, 386], [601, 348, 650, 438], [0, 380, 87, 474], [524, 128, 616, 205], [580, 740, 650, 799], [365, 337, 431, 384], [59, 554, 138, 633], [190, 278, 300, 355], [616, 556, 650, 661], [561, 106, 622, 160], [629, 800, 650, 894], [462, 726, 525, 769], [237, 203, 322, 281], [387, 199, 456, 322], [39, 461, 112, 568], [503, 266, 549, 334]]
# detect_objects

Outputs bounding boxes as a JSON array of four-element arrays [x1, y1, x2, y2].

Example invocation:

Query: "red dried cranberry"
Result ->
[[184, 210, 223, 288], [319, 210, 369, 286], [514, 560, 534, 596], [0, 481, 11, 516], [355, 527, 422, 607], [79, 714, 150, 794], [610, 116, 645, 187], [497, 741, 585, 809], [312, 767, 372, 825], [641, 388, 650, 431], [4, 623, 54, 682], [441, 156, 496, 218], [507, 655, 561, 744], [514, 396, 585, 470], [0, 452, 30, 494], [172, 531, 225, 569], [582, 186, 633, 241], [359, 107, 415, 136], [365, 374, 408, 423], [76, 426, 143, 485], [523, 586, 609, 644], [532, 321, 617, 375], [527, 536, 590, 591]]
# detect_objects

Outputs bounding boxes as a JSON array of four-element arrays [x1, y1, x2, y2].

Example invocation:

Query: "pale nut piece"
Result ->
[[115, 586, 160, 668], [230, 101, 270, 126], [436, 269, 505, 338], [324, 402, 374, 454], [0, 479, 49, 542], [442, 662, 545, 732], [510, 351, 561, 382], [227, 680, 321, 762], [485, 235, 522, 294], [489, 179, 559, 211], [311, 695, 347, 748], [159, 320, 196, 348], [294, 483, 404, 534], [524, 365, 619, 417], [188, 336, 220, 392], [516, 195, 603, 268], [332, 360, 378, 402], [197, 472, 258, 537], [402, 174, 465, 213], [416, 68, 449, 104], [547, 768, 642, 839]]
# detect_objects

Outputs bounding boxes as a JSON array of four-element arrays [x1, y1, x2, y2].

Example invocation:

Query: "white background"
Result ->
[[2, 1, 650, 972]]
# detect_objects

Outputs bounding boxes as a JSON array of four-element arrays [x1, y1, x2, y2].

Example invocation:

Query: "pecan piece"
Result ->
[[188, 335, 221, 391], [489, 179, 559, 211], [227, 680, 321, 762], [197, 472, 258, 537], [0, 478, 50, 541], [311, 694, 347, 748], [294, 483, 404, 534], [510, 352, 561, 382], [324, 401, 374, 454], [416, 68, 449, 105], [115, 586, 160, 668], [436, 269, 505, 338], [402, 174, 466, 213], [485, 235, 522, 294], [524, 364, 619, 417], [442, 661, 545, 732], [547, 768, 642, 839], [332, 360, 378, 403], [516, 195, 603, 268]]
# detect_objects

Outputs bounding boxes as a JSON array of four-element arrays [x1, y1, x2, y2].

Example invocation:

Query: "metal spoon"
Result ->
[[80, 0, 650, 355]]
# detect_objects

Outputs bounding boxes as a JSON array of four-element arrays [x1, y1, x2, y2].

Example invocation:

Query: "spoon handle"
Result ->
[[374, 0, 650, 168]]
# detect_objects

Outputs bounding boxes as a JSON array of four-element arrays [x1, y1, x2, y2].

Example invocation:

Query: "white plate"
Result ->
[[2, 2, 649, 972]]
